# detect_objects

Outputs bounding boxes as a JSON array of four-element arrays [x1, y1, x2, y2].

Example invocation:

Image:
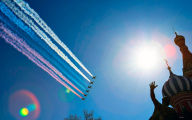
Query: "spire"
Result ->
[[164, 59, 173, 76], [174, 32, 185, 47], [175, 32, 178, 36], [174, 32, 192, 78]]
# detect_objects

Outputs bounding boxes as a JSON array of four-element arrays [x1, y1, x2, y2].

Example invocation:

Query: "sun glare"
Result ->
[[134, 42, 165, 71]]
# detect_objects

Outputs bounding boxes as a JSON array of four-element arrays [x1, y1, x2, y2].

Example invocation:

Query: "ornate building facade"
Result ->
[[162, 33, 192, 117]]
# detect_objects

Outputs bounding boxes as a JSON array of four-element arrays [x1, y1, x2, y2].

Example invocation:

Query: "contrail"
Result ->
[[0, 23, 83, 99], [0, 23, 85, 96], [13, 0, 94, 78], [1, 0, 91, 82]]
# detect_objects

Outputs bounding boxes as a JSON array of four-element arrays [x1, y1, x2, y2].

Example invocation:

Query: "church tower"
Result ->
[[162, 33, 192, 115], [174, 32, 192, 79]]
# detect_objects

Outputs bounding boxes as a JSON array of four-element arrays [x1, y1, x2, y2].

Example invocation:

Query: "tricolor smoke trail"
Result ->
[[0, 23, 83, 98], [1, 24, 85, 96], [2, 0, 91, 82], [0, 0, 95, 98], [0, 2, 87, 90], [13, 0, 94, 78]]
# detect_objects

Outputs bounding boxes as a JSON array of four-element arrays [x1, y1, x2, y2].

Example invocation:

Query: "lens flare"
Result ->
[[58, 87, 74, 102], [9, 90, 40, 120], [66, 89, 71, 93], [19, 104, 37, 117], [20, 107, 29, 117], [27, 104, 36, 112], [164, 44, 176, 59]]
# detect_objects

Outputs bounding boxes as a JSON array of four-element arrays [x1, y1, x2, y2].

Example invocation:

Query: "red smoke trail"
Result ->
[[1, 25, 85, 96], [0, 23, 83, 99], [2, 0, 91, 82]]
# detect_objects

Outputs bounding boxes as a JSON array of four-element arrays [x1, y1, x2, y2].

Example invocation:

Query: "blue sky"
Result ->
[[1, 0, 192, 119]]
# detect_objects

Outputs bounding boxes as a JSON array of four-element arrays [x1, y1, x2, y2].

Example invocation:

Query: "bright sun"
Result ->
[[134, 42, 165, 71]]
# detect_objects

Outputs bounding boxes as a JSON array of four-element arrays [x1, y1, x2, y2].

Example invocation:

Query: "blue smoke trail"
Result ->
[[0, 23, 83, 98], [0, 8, 87, 91], [13, 0, 94, 78], [1, 22, 85, 96], [0, 2, 88, 89], [2, 0, 91, 82]]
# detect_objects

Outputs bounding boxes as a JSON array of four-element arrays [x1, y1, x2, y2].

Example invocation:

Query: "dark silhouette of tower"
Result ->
[[161, 33, 192, 119], [174, 32, 192, 79]]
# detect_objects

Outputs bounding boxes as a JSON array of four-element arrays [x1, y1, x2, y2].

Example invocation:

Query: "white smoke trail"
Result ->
[[0, 25, 83, 98], [13, 0, 94, 78], [2, 0, 91, 82]]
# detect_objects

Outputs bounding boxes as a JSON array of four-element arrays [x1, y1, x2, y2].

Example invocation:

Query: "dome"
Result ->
[[162, 74, 192, 97], [174, 33, 185, 47]]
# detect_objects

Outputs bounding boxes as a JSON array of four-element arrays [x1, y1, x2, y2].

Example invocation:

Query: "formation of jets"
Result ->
[[81, 76, 96, 100]]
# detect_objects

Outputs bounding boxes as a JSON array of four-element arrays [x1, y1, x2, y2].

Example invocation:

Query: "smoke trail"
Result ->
[[0, 4, 87, 90], [0, 24, 83, 99], [0, 23, 85, 96], [2, 0, 91, 82], [13, 0, 94, 77]]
